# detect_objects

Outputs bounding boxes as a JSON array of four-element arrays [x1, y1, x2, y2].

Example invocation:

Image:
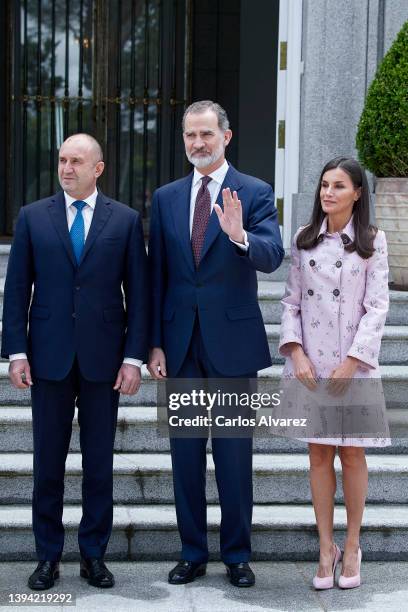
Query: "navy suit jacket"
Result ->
[[148, 164, 284, 376], [1, 190, 149, 382]]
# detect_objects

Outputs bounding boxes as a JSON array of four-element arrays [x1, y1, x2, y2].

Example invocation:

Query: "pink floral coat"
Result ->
[[279, 216, 389, 379], [278, 216, 390, 446]]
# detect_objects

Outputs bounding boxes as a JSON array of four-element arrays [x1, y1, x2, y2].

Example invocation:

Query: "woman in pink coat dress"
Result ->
[[279, 157, 390, 590]]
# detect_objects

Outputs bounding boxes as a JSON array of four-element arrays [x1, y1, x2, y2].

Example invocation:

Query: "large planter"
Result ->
[[375, 178, 408, 289]]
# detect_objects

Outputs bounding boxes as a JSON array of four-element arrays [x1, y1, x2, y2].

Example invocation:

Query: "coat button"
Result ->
[[333, 289, 340, 297], [335, 261, 342, 268], [309, 259, 315, 267], [308, 289, 314, 296], [341, 233, 350, 245]]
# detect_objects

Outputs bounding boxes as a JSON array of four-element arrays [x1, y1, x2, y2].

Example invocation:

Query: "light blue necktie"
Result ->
[[70, 200, 86, 264]]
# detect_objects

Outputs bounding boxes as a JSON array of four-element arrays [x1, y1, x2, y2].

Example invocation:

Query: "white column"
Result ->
[[274, 0, 303, 248]]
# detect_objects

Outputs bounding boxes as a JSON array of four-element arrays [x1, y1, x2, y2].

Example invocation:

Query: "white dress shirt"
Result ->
[[190, 160, 248, 249], [10, 189, 142, 369], [65, 189, 98, 238]]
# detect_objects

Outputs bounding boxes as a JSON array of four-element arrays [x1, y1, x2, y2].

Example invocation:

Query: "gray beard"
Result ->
[[187, 145, 224, 169]]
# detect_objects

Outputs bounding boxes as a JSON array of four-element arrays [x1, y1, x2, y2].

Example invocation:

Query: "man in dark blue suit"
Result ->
[[148, 101, 284, 587], [1, 134, 149, 590]]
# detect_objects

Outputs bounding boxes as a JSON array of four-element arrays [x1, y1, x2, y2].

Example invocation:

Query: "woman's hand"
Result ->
[[327, 356, 360, 395], [289, 343, 318, 390]]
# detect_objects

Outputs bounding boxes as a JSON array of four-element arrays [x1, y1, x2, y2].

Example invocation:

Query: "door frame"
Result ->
[[274, 0, 303, 249]]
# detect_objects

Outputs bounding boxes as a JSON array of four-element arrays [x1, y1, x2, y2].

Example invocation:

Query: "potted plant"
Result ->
[[356, 20, 408, 289]]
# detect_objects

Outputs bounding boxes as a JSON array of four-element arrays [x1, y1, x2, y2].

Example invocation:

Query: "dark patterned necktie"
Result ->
[[191, 175, 212, 267]]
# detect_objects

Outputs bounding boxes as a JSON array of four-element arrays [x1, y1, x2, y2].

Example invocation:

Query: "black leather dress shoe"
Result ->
[[80, 558, 115, 588], [168, 560, 207, 585], [28, 561, 59, 590], [226, 562, 255, 587]]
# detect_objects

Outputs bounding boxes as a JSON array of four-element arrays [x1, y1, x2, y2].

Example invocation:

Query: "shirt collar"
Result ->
[[318, 214, 355, 242], [64, 189, 98, 211], [193, 159, 229, 188]]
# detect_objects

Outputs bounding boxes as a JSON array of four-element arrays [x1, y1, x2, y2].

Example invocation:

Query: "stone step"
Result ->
[[258, 281, 408, 325], [1, 406, 407, 454], [265, 323, 408, 365], [2, 453, 408, 505], [0, 246, 11, 278], [257, 253, 291, 282], [0, 363, 407, 407], [0, 278, 407, 327], [0, 321, 407, 366], [0, 503, 407, 561]]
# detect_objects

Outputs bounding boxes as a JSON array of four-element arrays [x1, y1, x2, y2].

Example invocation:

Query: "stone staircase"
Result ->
[[0, 246, 408, 561]]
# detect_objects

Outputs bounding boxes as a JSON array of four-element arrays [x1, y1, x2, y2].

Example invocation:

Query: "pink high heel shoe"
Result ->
[[312, 543, 342, 590], [338, 547, 362, 589]]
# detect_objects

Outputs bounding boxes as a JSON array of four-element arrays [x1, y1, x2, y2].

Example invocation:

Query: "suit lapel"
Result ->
[[47, 190, 113, 268], [80, 191, 112, 265], [200, 165, 243, 263], [170, 174, 195, 274], [47, 191, 76, 268]]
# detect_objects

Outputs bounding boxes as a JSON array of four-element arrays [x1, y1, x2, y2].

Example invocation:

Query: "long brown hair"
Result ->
[[297, 157, 377, 259]]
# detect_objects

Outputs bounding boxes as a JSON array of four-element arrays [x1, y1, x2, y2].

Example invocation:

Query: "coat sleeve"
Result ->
[[279, 229, 303, 356], [1, 207, 34, 358], [122, 212, 150, 362], [238, 183, 285, 273], [347, 230, 389, 369]]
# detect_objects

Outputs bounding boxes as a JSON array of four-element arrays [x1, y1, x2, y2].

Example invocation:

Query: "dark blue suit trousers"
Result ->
[[170, 319, 256, 564], [31, 360, 119, 560]]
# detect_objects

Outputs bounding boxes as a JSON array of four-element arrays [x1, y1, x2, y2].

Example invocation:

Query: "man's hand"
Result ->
[[214, 188, 245, 244], [327, 357, 359, 396], [113, 363, 141, 395], [9, 359, 33, 389], [290, 344, 318, 391], [148, 347, 167, 380]]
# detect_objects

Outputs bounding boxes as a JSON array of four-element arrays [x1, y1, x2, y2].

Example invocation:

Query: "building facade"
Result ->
[[1, 0, 407, 248]]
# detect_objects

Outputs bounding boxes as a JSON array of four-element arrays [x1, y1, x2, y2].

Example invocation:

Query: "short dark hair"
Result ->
[[182, 100, 230, 132], [297, 157, 377, 259]]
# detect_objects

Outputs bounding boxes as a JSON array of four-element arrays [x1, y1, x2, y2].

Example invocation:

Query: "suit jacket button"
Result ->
[[309, 259, 316, 267], [335, 261, 342, 268], [75, 286, 81, 290], [308, 289, 314, 296], [72, 313, 76, 318], [333, 289, 340, 297]]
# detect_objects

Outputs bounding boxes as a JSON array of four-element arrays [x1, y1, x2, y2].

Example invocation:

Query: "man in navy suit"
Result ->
[[148, 101, 284, 587], [1, 134, 149, 590]]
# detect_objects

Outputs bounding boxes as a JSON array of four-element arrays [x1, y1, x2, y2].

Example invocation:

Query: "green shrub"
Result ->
[[356, 20, 408, 177]]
